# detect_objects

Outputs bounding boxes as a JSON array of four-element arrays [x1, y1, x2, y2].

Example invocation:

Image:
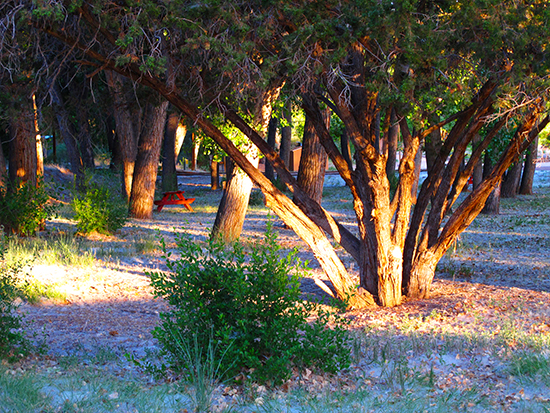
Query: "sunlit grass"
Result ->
[[4, 234, 94, 267]]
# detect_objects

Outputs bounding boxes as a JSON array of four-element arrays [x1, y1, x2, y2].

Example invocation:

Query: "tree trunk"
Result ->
[[50, 81, 85, 187], [174, 121, 186, 163], [190, 132, 199, 170], [481, 152, 501, 214], [279, 101, 292, 167], [341, 130, 353, 169], [385, 108, 399, 178], [472, 134, 483, 189], [212, 157, 257, 242], [265, 116, 278, 182], [107, 115, 122, 171], [32, 93, 44, 178], [129, 100, 169, 219], [519, 135, 538, 195], [501, 160, 523, 198], [8, 105, 37, 188], [210, 156, 219, 190], [76, 104, 95, 169], [0, 136, 7, 187], [482, 180, 501, 215], [211, 81, 284, 243], [106, 70, 139, 201], [162, 111, 179, 192], [296, 110, 329, 204]]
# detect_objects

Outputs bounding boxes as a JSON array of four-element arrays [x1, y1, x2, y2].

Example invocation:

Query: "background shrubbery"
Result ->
[[0, 180, 56, 236], [72, 183, 128, 235], [150, 223, 351, 386]]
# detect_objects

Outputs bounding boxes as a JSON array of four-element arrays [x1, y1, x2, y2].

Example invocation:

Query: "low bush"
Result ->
[[0, 179, 56, 236], [150, 222, 351, 386], [0, 234, 29, 359], [72, 184, 128, 234]]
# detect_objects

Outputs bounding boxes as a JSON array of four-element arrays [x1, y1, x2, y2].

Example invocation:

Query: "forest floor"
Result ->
[[2, 166, 550, 412]]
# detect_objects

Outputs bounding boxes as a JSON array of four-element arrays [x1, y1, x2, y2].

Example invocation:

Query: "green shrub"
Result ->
[[0, 180, 56, 236], [150, 222, 351, 385], [0, 234, 28, 359], [72, 184, 128, 234]]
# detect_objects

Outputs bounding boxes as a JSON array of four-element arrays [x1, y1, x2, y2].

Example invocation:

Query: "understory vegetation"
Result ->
[[150, 222, 351, 386], [0, 180, 549, 411]]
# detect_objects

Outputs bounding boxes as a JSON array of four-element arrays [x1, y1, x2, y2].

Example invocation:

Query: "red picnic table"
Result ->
[[154, 191, 195, 212]]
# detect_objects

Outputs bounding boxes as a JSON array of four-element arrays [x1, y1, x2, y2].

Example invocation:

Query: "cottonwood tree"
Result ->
[[16, 0, 550, 308]]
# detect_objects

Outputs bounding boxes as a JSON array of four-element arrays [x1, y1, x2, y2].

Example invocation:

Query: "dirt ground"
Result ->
[[13, 166, 550, 409]]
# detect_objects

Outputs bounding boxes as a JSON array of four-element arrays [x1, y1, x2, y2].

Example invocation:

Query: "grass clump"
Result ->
[[150, 222, 351, 386], [3, 233, 94, 267], [72, 183, 128, 235]]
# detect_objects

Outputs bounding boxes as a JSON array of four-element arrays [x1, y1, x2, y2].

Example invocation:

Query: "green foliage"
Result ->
[[150, 222, 351, 385], [0, 180, 56, 237], [0, 234, 28, 360], [71, 184, 128, 235]]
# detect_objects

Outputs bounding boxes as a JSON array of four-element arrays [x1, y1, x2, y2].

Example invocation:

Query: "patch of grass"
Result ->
[[18, 279, 66, 304], [4, 234, 94, 267], [508, 352, 550, 384]]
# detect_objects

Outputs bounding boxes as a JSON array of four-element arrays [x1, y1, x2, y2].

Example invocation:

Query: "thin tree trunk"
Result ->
[[107, 115, 122, 171], [519, 135, 538, 195], [190, 132, 199, 170], [386, 108, 399, 178], [162, 111, 179, 192], [76, 104, 95, 169], [296, 110, 329, 204], [280, 101, 292, 167], [481, 152, 501, 214], [0, 136, 7, 187], [129, 100, 169, 219], [472, 134, 483, 189], [106, 70, 139, 201], [265, 116, 278, 182], [501, 160, 523, 198], [210, 156, 219, 190], [49, 81, 85, 187], [341, 130, 353, 169], [32, 93, 44, 178], [174, 121, 186, 162]]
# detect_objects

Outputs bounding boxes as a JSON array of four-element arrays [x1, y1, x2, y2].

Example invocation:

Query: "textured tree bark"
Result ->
[[211, 81, 283, 243], [105, 70, 139, 201], [210, 156, 220, 190], [341, 130, 353, 169], [519, 135, 538, 195], [32, 93, 44, 178], [472, 134, 483, 189], [481, 152, 500, 214], [265, 116, 278, 182], [129, 100, 169, 219], [386, 108, 399, 178], [162, 111, 179, 192], [296, 110, 329, 204], [279, 101, 292, 167], [8, 107, 37, 188], [49, 81, 85, 187], [501, 161, 523, 198]]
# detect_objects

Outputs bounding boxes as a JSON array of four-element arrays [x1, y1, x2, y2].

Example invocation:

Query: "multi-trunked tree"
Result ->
[[9, 0, 550, 307]]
